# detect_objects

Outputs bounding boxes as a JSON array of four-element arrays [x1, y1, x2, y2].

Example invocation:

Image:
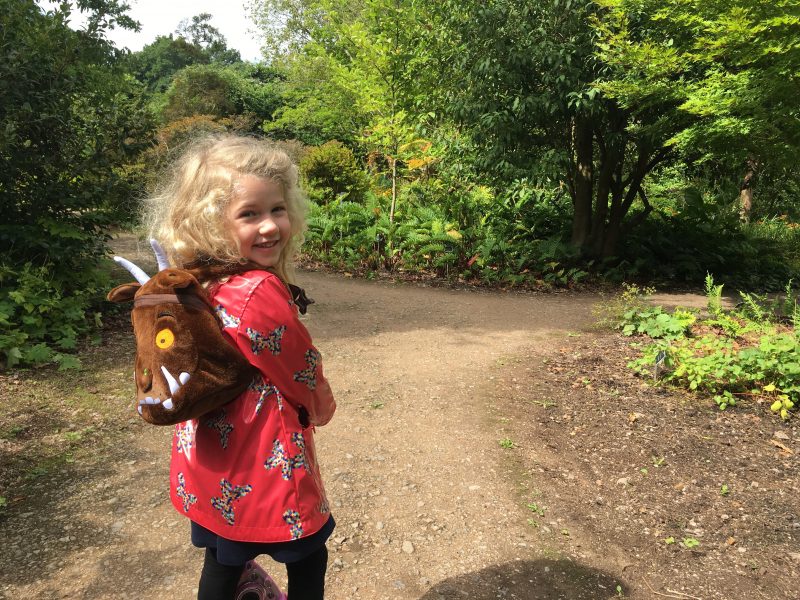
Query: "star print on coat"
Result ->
[[205, 409, 233, 449], [246, 325, 286, 356], [168, 271, 336, 543], [176, 422, 194, 455], [264, 432, 306, 480], [248, 376, 284, 414], [293, 349, 320, 390], [283, 509, 303, 539], [214, 305, 240, 329], [211, 478, 253, 526], [176, 473, 197, 512]]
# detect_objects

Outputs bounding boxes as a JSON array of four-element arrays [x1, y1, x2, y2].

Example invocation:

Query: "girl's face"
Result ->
[[225, 175, 291, 268]]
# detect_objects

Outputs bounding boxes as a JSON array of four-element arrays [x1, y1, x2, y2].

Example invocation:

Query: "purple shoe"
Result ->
[[235, 560, 287, 600]]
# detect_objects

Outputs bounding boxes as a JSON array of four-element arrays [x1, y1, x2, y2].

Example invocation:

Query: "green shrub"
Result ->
[[613, 190, 800, 290], [161, 63, 280, 125], [303, 175, 589, 287], [0, 1, 147, 368], [0, 263, 108, 370], [394, 206, 463, 277], [615, 277, 800, 419], [300, 141, 369, 205], [304, 198, 381, 270]]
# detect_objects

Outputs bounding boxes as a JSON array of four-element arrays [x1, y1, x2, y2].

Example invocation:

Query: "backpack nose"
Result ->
[[137, 364, 153, 393]]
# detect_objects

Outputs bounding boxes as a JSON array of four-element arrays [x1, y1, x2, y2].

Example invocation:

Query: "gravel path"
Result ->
[[0, 257, 600, 599]]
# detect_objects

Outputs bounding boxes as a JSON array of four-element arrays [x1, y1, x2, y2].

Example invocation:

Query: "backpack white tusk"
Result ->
[[161, 365, 181, 396]]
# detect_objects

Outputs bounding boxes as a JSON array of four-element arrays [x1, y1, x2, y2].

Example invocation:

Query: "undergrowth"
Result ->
[[303, 194, 588, 288], [601, 276, 799, 420]]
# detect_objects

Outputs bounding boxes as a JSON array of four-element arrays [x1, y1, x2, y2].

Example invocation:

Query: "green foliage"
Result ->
[[622, 308, 696, 340], [175, 13, 242, 64], [304, 197, 384, 270], [593, 0, 800, 171], [499, 437, 515, 449], [161, 63, 281, 124], [426, 0, 601, 178], [126, 13, 243, 94], [303, 175, 591, 287], [424, 0, 683, 258], [682, 538, 700, 549], [594, 283, 655, 327], [304, 194, 463, 275], [611, 186, 800, 289], [300, 141, 369, 204], [0, 263, 107, 369], [162, 65, 236, 120], [1, 0, 146, 367], [705, 273, 724, 317], [264, 52, 365, 146], [248, 0, 800, 278], [1, 1, 147, 265], [463, 179, 586, 286], [253, 0, 428, 221], [615, 278, 800, 419], [595, 283, 695, 338], [394, 207, 463, 276], [125, 35, 209, 93]]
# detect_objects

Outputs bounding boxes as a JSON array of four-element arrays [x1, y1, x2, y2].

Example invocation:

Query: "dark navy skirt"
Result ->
[[191, 515, 335, 566]]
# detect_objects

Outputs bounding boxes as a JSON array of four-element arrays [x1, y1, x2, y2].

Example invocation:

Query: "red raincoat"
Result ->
[[169, 270, 335, 542]]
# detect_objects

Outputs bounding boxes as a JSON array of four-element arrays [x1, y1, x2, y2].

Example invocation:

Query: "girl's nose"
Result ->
[[258, 218, 278, 235]]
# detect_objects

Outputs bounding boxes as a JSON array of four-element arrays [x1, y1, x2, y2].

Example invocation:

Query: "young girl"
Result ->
[[145, 134, 336, 600]]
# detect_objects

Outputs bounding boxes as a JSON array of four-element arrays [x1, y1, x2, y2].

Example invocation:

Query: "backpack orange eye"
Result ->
[[156, 328, 175, 349]]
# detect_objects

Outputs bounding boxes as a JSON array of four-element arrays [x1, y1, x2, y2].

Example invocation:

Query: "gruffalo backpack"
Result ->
[[107, 239, 257, 425]]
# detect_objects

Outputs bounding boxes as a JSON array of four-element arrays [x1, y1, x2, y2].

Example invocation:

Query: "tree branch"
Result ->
[[621, 187, 654, 235]]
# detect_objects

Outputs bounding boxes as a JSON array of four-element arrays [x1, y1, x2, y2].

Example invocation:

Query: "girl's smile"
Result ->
[[226, 175, 291, 268]]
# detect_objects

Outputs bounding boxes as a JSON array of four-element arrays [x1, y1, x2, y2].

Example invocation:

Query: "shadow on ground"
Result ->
[[419, 560, 626, 600]]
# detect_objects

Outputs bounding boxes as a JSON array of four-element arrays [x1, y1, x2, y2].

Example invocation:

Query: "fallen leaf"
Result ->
[[769, 439, 793, 456]]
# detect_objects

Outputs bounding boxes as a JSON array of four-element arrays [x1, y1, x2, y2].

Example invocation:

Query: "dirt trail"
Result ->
[[0, 249, 606, 599], [4, 237, 797, 600]]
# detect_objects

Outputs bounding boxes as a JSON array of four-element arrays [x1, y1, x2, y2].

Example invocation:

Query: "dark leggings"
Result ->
[[197, 545, 328, 600]]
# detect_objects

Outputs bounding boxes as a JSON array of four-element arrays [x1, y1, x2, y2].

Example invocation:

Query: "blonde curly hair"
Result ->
[[144, 134, 307, 284]]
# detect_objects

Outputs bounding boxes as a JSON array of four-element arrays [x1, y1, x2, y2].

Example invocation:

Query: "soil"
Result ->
[[0, 236, 797, 600]]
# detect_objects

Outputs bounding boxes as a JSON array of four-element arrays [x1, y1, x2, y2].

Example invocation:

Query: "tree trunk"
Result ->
[[570, 117, 593, 249], [588, 147, 617, 257], [389, 156, 397, 223], [739, 162, 756, 222]]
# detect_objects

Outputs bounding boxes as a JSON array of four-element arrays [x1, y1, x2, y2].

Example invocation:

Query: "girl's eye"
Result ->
[[239, 210, 257, 218], [272, 206, 287, 214]]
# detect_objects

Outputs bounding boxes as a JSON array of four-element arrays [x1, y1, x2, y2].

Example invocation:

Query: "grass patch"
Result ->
[[0, 326, 136, 509]]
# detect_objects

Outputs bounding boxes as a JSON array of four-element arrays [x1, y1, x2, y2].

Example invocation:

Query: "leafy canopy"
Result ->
[[592, 0, 800, 168]]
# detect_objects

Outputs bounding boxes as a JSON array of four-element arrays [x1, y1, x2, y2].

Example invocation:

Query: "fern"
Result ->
[[737, 291, 767, 322], [705, 273, 724, 316]]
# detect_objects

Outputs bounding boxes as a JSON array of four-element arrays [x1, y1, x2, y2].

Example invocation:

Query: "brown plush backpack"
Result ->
[[107, 240, 257, 425]]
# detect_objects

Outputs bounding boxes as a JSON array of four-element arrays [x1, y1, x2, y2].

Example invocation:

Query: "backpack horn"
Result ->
[[113, 256, 151, 285], [150, 238, 170, 272]]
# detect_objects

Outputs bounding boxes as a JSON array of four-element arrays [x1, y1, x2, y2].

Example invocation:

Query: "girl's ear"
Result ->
[[107, 283, 140, 303]]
